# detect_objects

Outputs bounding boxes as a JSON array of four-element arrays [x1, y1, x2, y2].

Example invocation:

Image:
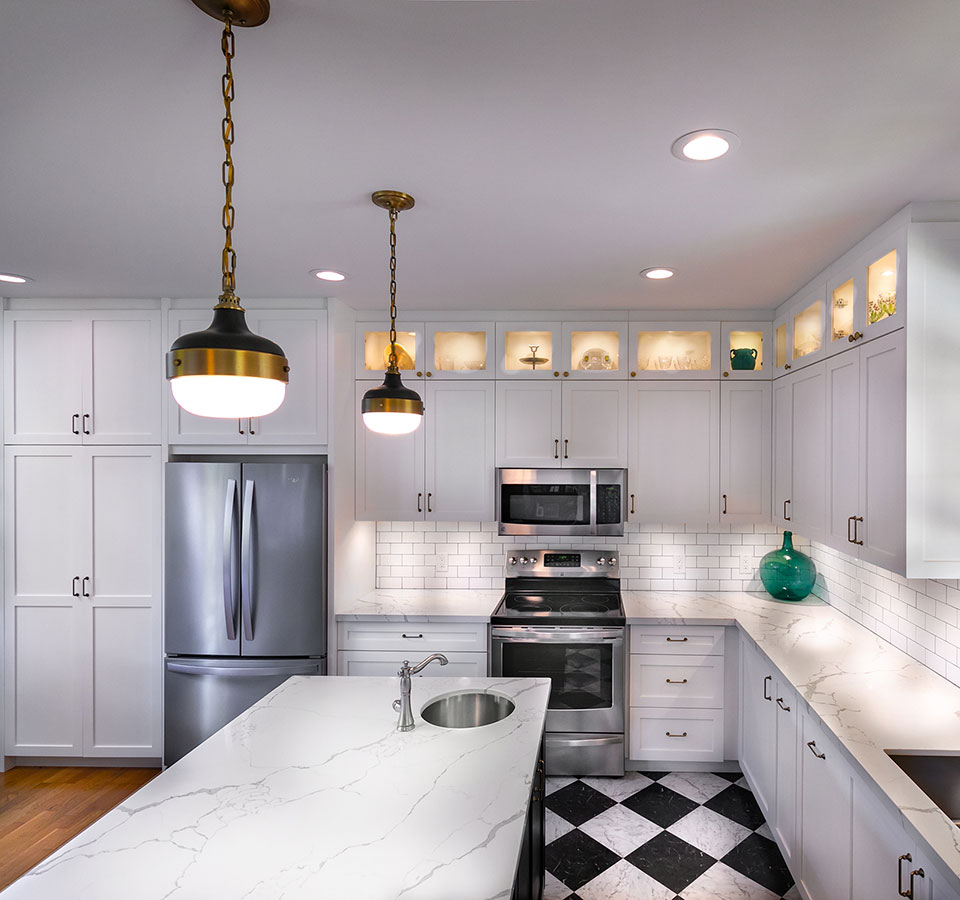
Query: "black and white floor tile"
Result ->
[[543, 770, 800, 900]]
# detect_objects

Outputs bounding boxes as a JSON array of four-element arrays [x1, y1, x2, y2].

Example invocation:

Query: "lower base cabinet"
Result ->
[[338, 650, 487, 677], [512, 740, 545, 900]]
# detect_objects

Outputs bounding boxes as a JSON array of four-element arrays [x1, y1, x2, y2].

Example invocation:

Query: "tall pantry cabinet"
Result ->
[[2, 306, 162, 759]]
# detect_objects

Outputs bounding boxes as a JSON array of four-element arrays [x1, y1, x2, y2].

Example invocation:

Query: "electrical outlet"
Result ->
[[740, 555, 753, 576], [436, 551, 449, 574], [673, 554, 685, 577]]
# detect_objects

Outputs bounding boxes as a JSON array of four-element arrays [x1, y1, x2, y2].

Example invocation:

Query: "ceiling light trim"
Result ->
[[671, 129, 741, 162]]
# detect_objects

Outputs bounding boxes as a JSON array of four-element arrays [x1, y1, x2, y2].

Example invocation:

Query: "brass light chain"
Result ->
[[216, 13, 241, 310], [387, 206, 399, 369]]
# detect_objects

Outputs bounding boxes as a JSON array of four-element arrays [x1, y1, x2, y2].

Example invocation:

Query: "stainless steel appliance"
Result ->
[[164, 460, 327, 765], [490, 549, 625, 776], [496, 468, 626, 537]]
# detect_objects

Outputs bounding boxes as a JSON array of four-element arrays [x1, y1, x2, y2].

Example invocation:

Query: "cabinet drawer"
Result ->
[[629, 654, 724, 709], [337, 620, 487, 653], [629, 708, 724, 761], [338, 650, 488, 678], [630, 625, 725, 656]]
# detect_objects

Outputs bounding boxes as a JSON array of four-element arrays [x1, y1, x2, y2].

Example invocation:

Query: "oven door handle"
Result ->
[[491, 627, 623, 642], [545, 734, 624, 748]]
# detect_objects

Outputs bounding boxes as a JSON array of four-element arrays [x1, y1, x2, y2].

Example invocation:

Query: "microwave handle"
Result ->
[[590, 469, 597, 533]]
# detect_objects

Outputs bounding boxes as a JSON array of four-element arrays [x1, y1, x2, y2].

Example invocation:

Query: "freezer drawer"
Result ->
[[163, 657, 324, 766]]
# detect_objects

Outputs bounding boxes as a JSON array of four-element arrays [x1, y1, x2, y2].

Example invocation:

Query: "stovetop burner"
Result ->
[[503, 593, 621, 615]]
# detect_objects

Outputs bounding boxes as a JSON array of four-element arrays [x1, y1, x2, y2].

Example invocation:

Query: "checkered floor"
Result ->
[[543, 770, 800, 900]]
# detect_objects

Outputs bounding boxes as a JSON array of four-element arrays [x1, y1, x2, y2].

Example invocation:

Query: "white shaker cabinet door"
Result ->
[[772, 376, 793, 529], [3, 312, 85, 444], [561, 382, 629, 467], [773, 680, 799, 868], [739, 640, 776, 819], [719, 381, 771, 523], [495, 381, 562, 468], [859, 330, 906, 574], [629, 382, 719, 524], [789, 362, 828, 542], [425, 381, 495, 521], [355, 381, 425, 520], [799, 711, 853, 900], [825, 349, 860, 552], [4, 447, 86, 755], [83, 447, 162, 756], [87, 311, 162, 444], [247, 309, 328, 446]]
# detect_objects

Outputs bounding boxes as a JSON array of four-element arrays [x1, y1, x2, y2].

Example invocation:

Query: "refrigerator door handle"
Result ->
[[222, 478, 238, 641], [241, 478, 255, 641], [166, 661, 321, 678]]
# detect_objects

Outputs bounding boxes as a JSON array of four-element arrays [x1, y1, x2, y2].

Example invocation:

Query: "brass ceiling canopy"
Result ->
[[191, 0, 270, 27], [371, 191, 416, 214]]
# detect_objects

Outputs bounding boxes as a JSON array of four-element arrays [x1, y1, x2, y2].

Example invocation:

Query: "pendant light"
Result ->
[[166, 0, 289, 419], [361, 191, 424, 435]]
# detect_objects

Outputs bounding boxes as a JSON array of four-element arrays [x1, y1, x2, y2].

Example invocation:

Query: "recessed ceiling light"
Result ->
[[311, 269, 347, 282], [640, 267, 675, 280], [671, 129, 740, 162], [0, 272, 32, 284]]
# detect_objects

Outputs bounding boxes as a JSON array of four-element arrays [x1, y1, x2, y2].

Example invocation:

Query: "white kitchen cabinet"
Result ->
[[356, 321, 423, 380], [720, 381, 771, 523], [423, 321, 494, 379], [496, 381, 628, 468], [561, 323, 628, 379], [338, 651, 487, 677], [4, 309, 161, 445], [739, 639, 776, 819], [496, 322, 563, 379], [773, 681, 799, 869], [628, 382, 719, 523], [4, 445, 162, 757], [778, 281, 829, 372], [168, 307, 328, 447], [628, 322, 721, 379], [799, 710, 854, 900], [721, 321, 773, 379], [357, 381, 495, 521], [825, 348, 860, 549]]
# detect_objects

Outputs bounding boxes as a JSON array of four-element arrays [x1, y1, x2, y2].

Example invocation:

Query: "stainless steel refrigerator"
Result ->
[[164, 460, 327, 765]]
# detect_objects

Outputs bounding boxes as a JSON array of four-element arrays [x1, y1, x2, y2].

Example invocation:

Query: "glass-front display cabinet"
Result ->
[[628, 322, 720, 379], [356, 322, 422, 379], [423, 322, 493, 378], [830, 276, 855, 345], [720, 322, 773, 379], [496, 323, 562, 378], [561, 323, 628, 378]]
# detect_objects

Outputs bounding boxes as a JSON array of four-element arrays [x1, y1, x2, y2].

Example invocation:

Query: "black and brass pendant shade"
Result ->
[[166, 0, 289, 419], [361, 191, 424, 435]]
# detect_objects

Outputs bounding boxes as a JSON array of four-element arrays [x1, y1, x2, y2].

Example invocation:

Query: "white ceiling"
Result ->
[[2, 0, 960, 311]]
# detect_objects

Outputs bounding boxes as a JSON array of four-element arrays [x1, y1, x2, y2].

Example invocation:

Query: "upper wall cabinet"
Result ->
[[356, 321, 423, 380], [773, 282, 828, 375], [169, 307, 328, 447], [561, 323, 629, 379], [628, 322, 721, 380], [424, 322, 494, 379], [496, 322, 563, 379], [721, 321, 773, 380], [4, 309, 162, 445]]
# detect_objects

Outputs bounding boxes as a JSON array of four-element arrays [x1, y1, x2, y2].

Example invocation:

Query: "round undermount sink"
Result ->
[[421, 691, 516, 729]]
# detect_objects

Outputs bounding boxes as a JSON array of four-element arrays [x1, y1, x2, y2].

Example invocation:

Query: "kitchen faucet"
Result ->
[[393, 654, 448, 731]]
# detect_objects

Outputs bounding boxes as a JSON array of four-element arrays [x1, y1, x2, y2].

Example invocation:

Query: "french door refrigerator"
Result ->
[[164, 460, 327, 765]]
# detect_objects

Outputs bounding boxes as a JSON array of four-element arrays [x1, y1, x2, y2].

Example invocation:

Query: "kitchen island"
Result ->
[[0, 675, 550, 900]]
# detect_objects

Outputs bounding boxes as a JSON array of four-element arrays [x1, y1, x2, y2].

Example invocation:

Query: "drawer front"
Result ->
[[630, 625, 725, 656], [629, 708, 724, 761], [338, 650, 488, 678], [629, 654, 724, 709], [337, 621, 487, 653]]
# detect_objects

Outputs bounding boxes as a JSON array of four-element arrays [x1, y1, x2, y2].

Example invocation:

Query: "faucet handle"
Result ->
[[392, 699, 402, 712]]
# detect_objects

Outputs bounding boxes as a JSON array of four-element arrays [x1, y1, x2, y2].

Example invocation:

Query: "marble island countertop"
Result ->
[[1, 675, 550, 900]]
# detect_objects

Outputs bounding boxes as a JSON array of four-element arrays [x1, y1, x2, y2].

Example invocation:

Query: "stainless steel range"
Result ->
[[490, 549, 625, 776]]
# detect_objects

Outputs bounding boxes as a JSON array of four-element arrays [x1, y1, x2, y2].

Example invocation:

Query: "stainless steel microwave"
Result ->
[[496, 468, 627, 536]]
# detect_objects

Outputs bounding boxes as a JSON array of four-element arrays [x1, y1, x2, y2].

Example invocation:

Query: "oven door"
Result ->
[[490, 626, 624, 733]]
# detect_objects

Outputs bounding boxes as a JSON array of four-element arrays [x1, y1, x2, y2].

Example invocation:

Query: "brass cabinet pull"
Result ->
[[763, 675, 772, 701], [563, 439, 569, 459], [630, 494, 636, 515], [847, 515, 856, 543], [666, 636, 688, 642], [426, 371, 432, 377], [783, 499, 791, 521], [853, 515, 864, 546], [723, 371, 729, 377], [553, 371, 560, 377], [665, 678, 688, 684], [554, 439, 559, 459], [630, 371, 637, 377], [563, 371, 569, 377], [848, 331, 864, 343], [416, 371, 423, 377], [427, 492, 432, 513], [908, 868, 925, 898], [417, 492, 422, 512], [238, 418, 245, 435], [81, 576, 90, 598], [72, 413, 80, 435], [776, 697, 791, 711], [81, 413, 91, 435], [784, 363, 792, 370], [722, 494, 728, 515], [248, 417, 256, 435], [665, 731, 688, 738], [72, 576, 81, 598], [806, 740, 826, 759], [898, 853, 913, 897]]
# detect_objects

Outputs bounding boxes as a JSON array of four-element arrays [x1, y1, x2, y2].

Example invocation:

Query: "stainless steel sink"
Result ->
[[421, 691, 516, 728], [887, 752, 960, 824]]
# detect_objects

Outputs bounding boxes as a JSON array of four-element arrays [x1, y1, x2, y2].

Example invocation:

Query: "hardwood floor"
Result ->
[[0, 766, 159, 891]]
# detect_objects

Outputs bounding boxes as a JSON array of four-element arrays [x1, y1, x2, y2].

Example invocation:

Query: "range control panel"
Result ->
[[505, 548, 619, 578]]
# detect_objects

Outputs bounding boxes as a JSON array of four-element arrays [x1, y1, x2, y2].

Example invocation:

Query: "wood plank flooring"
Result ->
[[0, 766, 159, 891]]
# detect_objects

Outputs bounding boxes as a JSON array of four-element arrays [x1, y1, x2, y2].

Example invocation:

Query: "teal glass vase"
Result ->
[[759, 531, 816, 601]]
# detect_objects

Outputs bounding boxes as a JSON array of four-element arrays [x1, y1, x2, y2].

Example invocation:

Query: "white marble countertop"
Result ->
[[623, 590, 960, 888], [1, 675, 550, 900], [336, 588, 503, 622]]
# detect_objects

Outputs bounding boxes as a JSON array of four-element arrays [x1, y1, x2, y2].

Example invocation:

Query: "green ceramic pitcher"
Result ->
[[759, 532, 816, 600], [730, 347, 758, 370]]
